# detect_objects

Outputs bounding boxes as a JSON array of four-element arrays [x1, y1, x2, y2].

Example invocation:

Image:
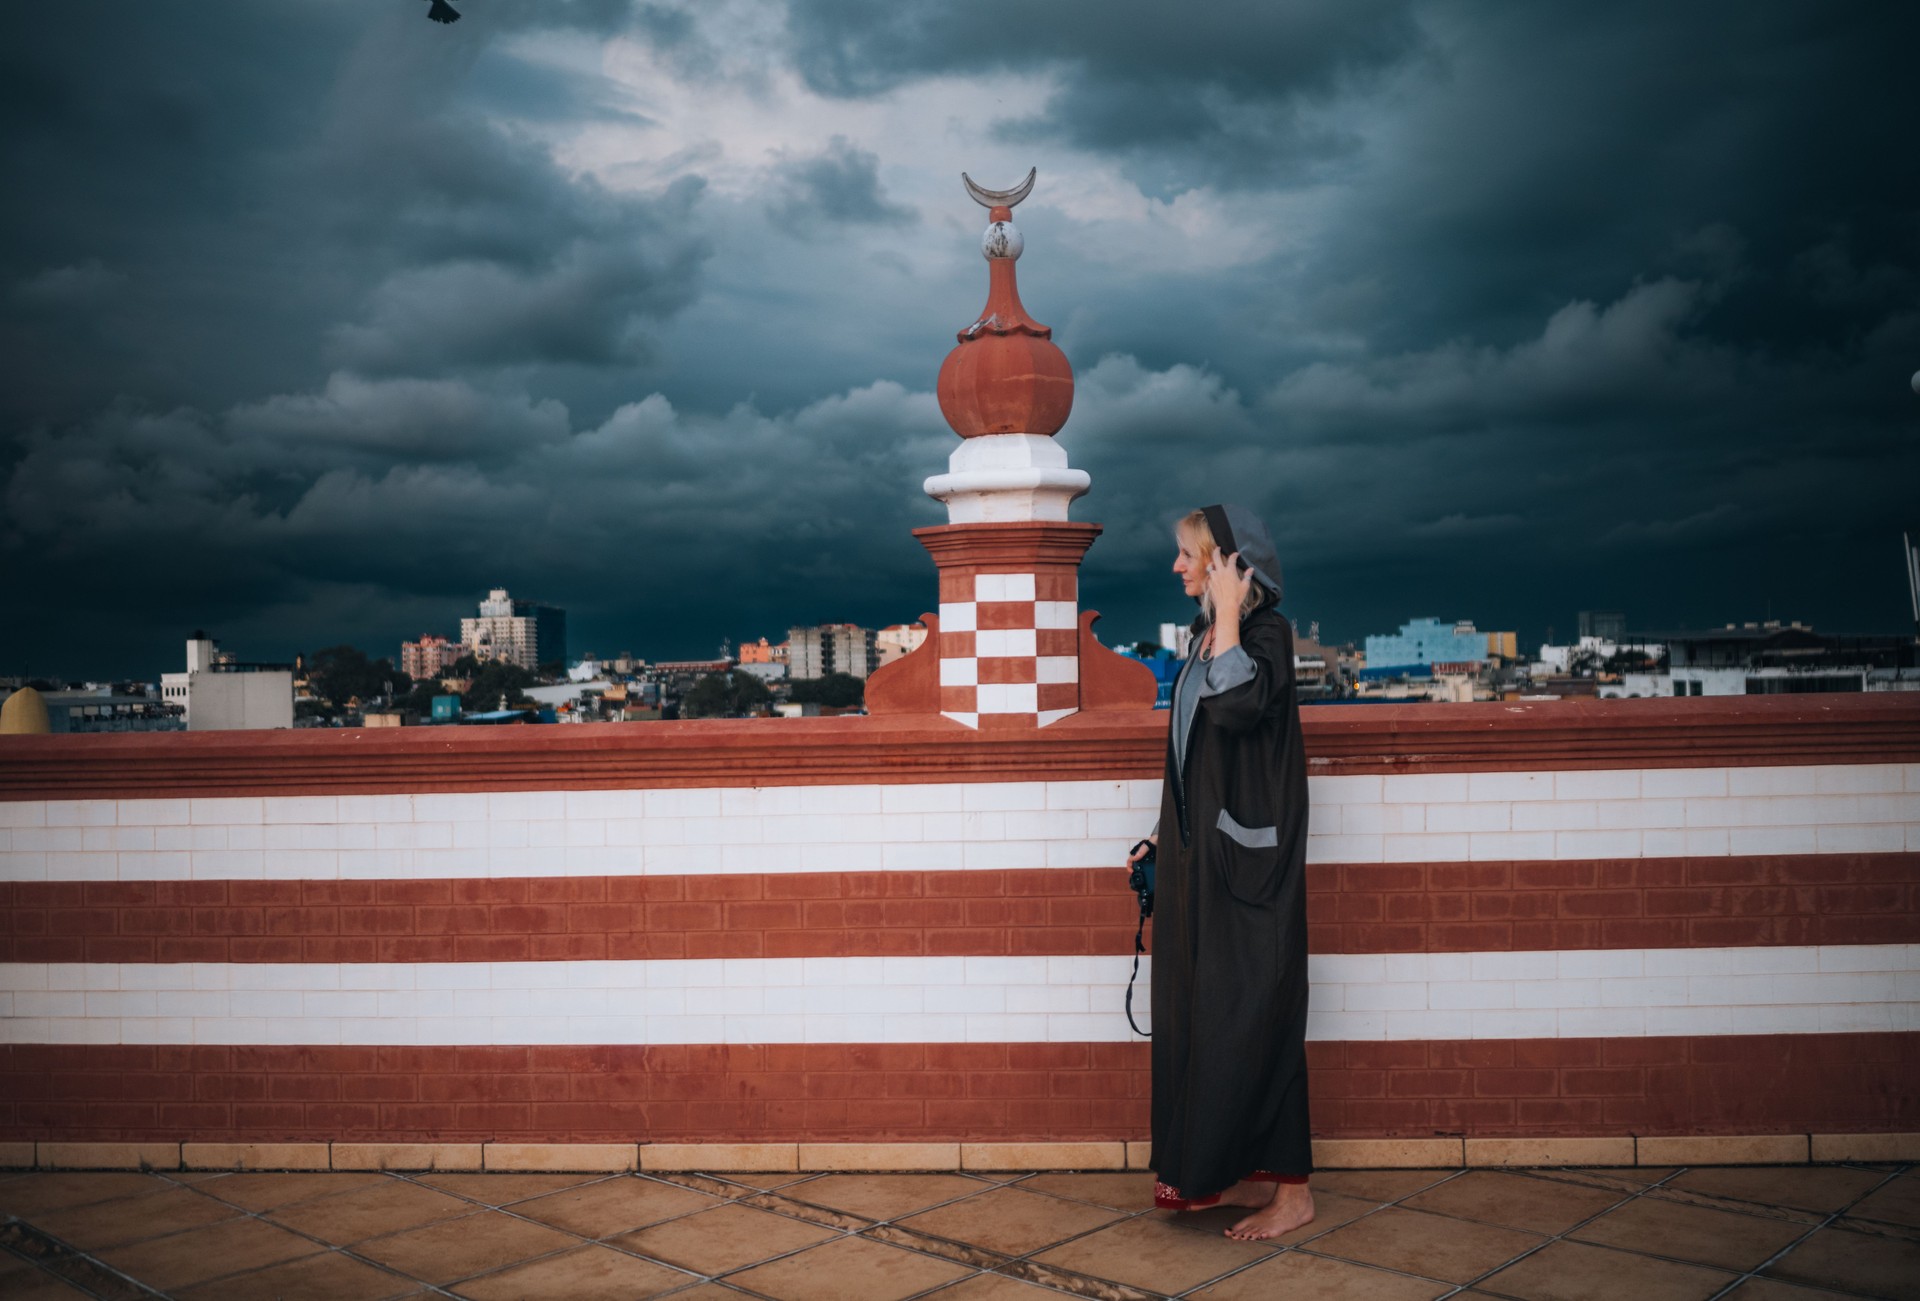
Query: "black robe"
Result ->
[[1150, 605, 1312, 1195]]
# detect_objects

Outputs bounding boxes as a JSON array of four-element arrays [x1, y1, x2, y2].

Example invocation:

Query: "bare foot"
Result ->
[[1225, 1182, 1314, 1241], [1213, 1180, 1272, 1209]]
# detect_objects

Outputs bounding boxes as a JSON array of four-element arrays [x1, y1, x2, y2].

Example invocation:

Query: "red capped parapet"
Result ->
[[869, 170, 1155, 728]]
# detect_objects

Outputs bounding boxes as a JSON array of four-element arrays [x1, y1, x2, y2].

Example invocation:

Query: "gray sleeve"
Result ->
[[1198, 645, 1257, 697]]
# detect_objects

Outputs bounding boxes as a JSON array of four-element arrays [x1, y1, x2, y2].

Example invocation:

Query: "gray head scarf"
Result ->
[[1200, 503, 1283, 604]]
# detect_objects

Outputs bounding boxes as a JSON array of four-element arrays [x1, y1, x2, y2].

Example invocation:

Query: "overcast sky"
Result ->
[[6, 0, 1917, 678]]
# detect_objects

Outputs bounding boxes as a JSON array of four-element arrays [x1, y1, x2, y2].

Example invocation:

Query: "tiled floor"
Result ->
[[0, 1162, 1914, 1299]]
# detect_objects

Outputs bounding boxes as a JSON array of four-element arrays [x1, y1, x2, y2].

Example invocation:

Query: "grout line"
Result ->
[[1699, 1162, 1911, 1301], [1430, 1165, 1685, 1298]]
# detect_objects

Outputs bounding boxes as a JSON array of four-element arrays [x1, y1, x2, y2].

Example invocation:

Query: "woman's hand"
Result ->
[[1206, 550, 1253, 649], [1125, 834, 1157, 872]]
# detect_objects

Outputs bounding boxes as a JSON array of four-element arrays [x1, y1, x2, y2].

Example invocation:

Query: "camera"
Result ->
[[1128, 839, 1156, 917]]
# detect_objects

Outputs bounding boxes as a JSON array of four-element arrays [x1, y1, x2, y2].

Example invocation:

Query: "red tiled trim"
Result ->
[[5, 854, 1911, 964], [2, 1033, 1910, 1144], [1, 695, 1915, 800]]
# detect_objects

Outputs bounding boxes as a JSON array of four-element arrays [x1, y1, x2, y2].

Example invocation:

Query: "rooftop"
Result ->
[[1, 1159, 1913, 1298]]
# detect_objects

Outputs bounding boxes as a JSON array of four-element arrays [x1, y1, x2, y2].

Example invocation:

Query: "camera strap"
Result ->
[[1126, 912, 1151, 1038]]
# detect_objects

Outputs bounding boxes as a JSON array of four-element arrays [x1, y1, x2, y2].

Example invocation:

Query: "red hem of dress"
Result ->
[[1153, 1171, 1309, 1210]]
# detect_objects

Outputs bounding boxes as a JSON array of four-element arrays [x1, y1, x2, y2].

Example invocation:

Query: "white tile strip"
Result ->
[[1, 765, 1915, 883], [0, 944, 1911, 1046]]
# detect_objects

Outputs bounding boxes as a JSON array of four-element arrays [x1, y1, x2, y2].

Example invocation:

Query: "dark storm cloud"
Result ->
[[0, 1, 707, 426], [6, 0, 1920, 679], [785, 0, 1423, 188], [767, 137, 916, 230]]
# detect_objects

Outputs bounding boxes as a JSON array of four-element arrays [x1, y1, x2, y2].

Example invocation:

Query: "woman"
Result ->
[[1128, 503, 1314, 1241]]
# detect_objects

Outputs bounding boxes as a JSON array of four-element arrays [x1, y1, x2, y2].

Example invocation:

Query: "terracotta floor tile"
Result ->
[[727, 1235, 971, 1301], [174, 1249, 419, 1301], [697, 1171, 812, 1191], [899, 1186, 1123, 1256], [1164, 1189, 1378, 1247], [613, 1202, 837, 1274], [355, 1208, 580, 1284], [1311, 1170, 1456, 1204], [780, 1174, 993, 1221], [1847, 1175, 1920, 1229], [1721, 1279, 1861, 1299], [1571, 1196, 1809, 1271], [1192, 1249, 1452, 1300], [1312, 1206, 1541, 1285], [1013, 1171, 1158, 1212], [1403, 1171, 1624, 1236], [1665, 1166, 1883, 1215], [664, 1286, 760, 1300], [0, 1172, 171, 1216], [27, 1183, 240, 1248], [512, 1175, 718, 1238], [451, 1244, 692, 1301], [0, 1267, 92, 1300], [921, 1273, 1075, 1298], [1029, 1211, 1277, 1294], [1564, 1167, 1677, 1186], [415, 1172, 601, 1204], [1477, 1239, 1736, 1301], [266, 1178, 473, 1244], [1764, 1224, 1920, 1300], [98, 1216, 325, 1292], [199, 1170, 392, 1212]]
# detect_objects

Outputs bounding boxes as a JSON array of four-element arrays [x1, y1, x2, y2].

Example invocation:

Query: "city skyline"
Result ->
[[6, 2, 1918, 680]]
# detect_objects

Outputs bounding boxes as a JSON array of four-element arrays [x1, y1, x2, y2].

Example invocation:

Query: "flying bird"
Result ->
[[425, 0, 461, 23]]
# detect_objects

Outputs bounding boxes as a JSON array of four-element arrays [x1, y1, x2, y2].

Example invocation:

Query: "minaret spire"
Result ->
[[864, 169, 1154, 729]]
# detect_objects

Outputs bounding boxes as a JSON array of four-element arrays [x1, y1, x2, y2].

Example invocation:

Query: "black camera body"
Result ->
[[1128, 839, 1156, 917]]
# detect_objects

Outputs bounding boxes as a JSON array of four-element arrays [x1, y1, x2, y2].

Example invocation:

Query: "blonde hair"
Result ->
[[1178, 510, 1268, 625]]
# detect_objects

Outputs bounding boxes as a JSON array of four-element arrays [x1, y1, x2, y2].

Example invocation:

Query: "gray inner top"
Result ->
[[1160, 643, 1257, 838]]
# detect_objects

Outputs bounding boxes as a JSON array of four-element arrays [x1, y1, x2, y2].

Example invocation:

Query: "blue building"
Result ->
[[1363, 618, 1487, 679]]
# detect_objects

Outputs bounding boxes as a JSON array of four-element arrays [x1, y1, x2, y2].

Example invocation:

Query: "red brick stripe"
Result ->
[[2, 1033, 1910, 1144], [6, 853, 1913, 963], [4, 695, 1915, 800]]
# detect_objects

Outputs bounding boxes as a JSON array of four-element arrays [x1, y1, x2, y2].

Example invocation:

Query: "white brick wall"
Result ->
[[1, 943, 1910, 1046], [2, 764, 1916, 883]]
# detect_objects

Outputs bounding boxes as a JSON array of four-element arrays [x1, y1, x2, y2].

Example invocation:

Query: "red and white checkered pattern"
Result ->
[[938, 571, 1080, 728]]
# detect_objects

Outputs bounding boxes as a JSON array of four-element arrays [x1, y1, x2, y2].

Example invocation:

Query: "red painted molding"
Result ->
[[3, 1033, 1910, 1144], [2, 694, 1916, 800], [7, 852, 1912, 964]]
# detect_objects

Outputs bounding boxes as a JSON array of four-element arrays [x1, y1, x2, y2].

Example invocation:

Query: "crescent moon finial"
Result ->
[[962, 168, 1036, 210]]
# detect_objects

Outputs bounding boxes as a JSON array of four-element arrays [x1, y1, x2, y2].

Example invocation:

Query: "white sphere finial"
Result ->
[[1910, 368, 1920, 395], [982, 220, 1023, 261]]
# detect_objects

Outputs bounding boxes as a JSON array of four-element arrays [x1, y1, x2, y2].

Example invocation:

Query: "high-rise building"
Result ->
[[459, 588, 566, 671], [788, 624, 877, 679], [400, 634, 464, 681]]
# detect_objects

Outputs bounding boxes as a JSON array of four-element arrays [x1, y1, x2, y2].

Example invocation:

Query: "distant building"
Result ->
[[738, 638, 788, 666], [789, 624, 877, 679], [1647, 622, 1919, 697], [875, 623, 927, 666], [401, 634, 464, 682], [1579, 610, 1627, 642], [160, 637, 294, 731], [459, 588, 566, 671], [1362, 618, 1488, 678], [1159, 622, 1195, 660], [6, 688, 184, 734]]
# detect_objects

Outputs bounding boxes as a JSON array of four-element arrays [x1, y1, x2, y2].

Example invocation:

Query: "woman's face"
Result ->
[[1173, 526, 1209, 599]]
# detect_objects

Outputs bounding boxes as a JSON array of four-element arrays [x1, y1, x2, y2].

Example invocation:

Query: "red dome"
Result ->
[[937, 331, 1074, 438], [936, 205, 1075, 439]]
